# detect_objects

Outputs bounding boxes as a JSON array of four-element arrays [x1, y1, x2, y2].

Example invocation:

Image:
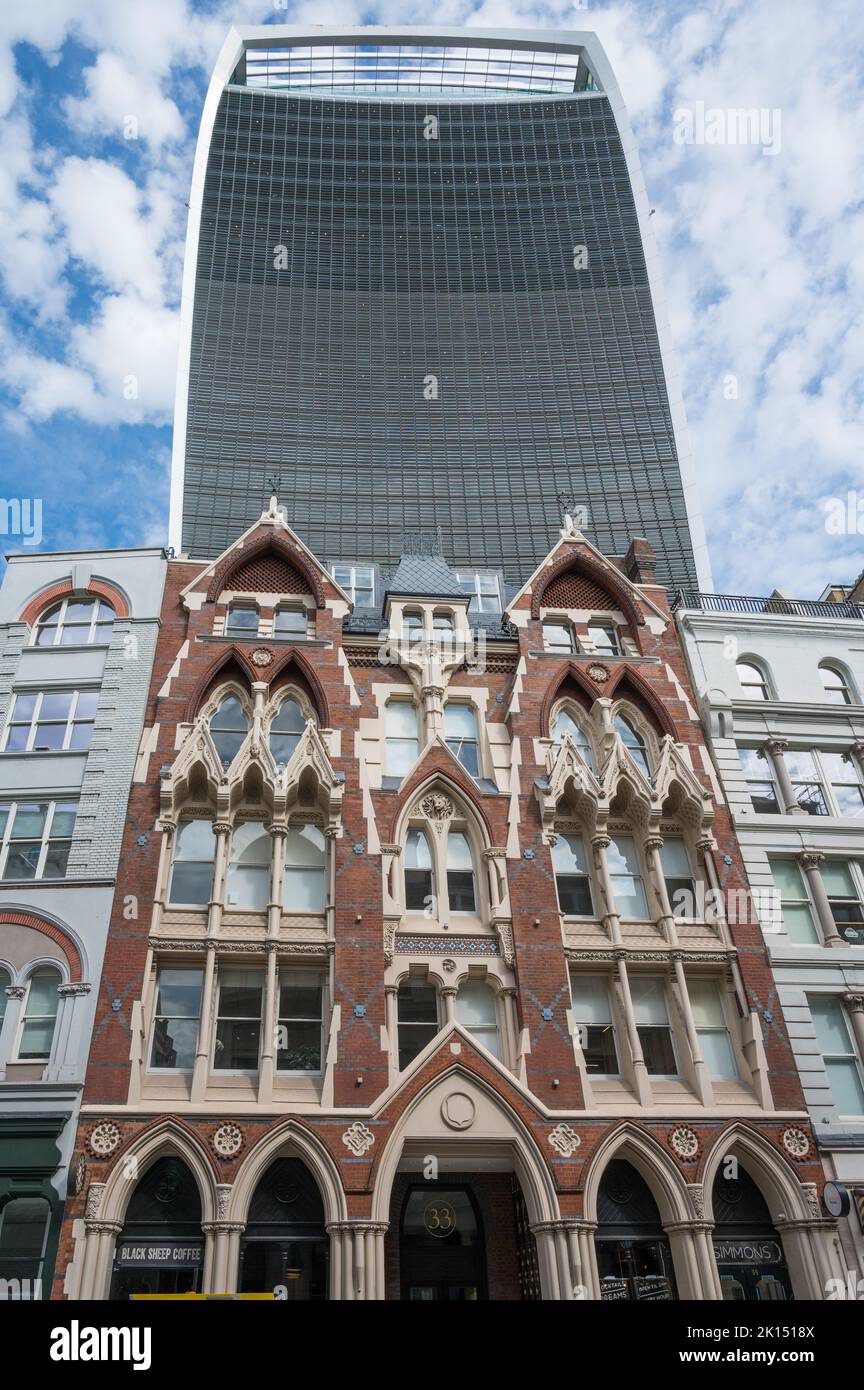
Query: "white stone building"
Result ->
[[676, 580, 864, 1276]]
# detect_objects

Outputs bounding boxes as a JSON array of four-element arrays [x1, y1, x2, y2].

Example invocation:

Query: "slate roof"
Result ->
[[385, 551, 465, 598]]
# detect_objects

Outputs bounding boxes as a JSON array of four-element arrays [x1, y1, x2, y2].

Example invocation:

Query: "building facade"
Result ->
[[676, 582, 864, 1277], [0, 547, 165, 1297], [171, 25, 709, 590], [52, 506, 841, 1301]]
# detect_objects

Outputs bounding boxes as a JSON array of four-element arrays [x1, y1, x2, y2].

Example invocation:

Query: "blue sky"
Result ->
[[1, 0, 863, 594]]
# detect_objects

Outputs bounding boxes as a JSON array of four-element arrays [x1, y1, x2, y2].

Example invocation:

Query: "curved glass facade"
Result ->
[[182, 80, 697, 587]]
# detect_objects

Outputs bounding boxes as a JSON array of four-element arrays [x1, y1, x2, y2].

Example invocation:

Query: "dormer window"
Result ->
[[432, 611, 454, 641], [543, 621, 575, 654], [274, 607, 307, 639], [225, 605, 259, 637], [455, 571, 501, 614], [332, 564, 374, 607], [588, 622, 621, 657], [402, 610, 424, 641]]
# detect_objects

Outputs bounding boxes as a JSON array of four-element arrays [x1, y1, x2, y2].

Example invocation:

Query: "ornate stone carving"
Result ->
[[548, 1123, 581, 1157], [383, 919, 398, 964], [212, 1123, 244, 1159], [251, 648, 273, 667], [669, 1126, 700, 1161], [394, 933, 499, 957], [441, 1092, 476, 1131], [73, 1154, 87, 1196], [781, 1126, 810, 1160], [89, 1123, 121, 1157], [687, 1183, 705, 1218], [85, 1183, 105, 1220], [417, 792, 454, 832], [216, 1184, 233, 1220], [587, 664, 610, 684], [797, 851, 825, 872], [495, 920, 515, 968], [342, 1121, 375, 1156], [800, 1182, 821, 1219]]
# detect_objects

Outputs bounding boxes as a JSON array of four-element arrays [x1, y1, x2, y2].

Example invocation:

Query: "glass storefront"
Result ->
[[595, 1160, 677, 1301], [712, 1165, 793, 1301], [109, 1158, 203, 1300], [400, 1186, 486, 1301], [238, 1158, 328, 1300]]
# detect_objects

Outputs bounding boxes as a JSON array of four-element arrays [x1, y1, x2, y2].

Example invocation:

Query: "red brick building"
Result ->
[[54, 502, 843, 1301]]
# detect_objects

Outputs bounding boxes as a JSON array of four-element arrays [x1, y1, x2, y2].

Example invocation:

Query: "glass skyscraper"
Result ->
[[171, 27, 709, 589]]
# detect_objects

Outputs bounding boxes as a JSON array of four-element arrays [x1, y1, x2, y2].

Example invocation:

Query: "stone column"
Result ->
[[191, 940, 218, 1101], [420, 683, 445, 740], [592, 833, 622, 944], [644, 834, 679, 945], [797, 850, 844, 947], [671, 957, 714, 1106], [665, 1221, 709, 1299], [615, 959, 652, 1106], [530, 1223, 561, 1299], [500, 986, 519, 1072], [441, 985, 457, 1024], [843, 993, 864, 1060], [258, 942, 279, 1103], [0, 985, 25, 1076], [49, 981, 91, 1081], [384, 984, 398, 1080], [82, 1221, 123, 1301], [763, 738, 806, 816], [698, 836, 732, 943]]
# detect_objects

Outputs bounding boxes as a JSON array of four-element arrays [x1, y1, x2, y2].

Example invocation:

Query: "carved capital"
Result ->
[[843, 992, 864, 1015], [797, 850, 825, 872]]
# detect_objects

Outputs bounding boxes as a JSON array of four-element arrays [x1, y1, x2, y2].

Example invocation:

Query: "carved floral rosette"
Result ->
[[89, 1122, 121, 1158], [668, 1126, 700, 1161], [212, 1123, 245, 1159], [781, 1126, 810, 1160]]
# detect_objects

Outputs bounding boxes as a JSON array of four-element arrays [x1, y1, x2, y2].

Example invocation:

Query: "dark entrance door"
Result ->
[[595, 1160, 677, 1301], [239, 1158, 328, 1299], [400, 1186, 486, 1301], [712, 1165, 793, 1301], [109, 1157, 203, 1300]]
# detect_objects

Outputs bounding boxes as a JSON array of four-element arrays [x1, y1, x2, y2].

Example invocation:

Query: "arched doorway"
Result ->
[[238, 1158, 328, 1299], [109, 1157, 203, 1300], [399, 1184, 487, 1301], [712, 1164, 793, 1301], [595, 1160, 677, 1301]]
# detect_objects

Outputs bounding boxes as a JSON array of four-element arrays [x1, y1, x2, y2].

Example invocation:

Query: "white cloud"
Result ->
[[63, 52, 184, 149], [0, 0, 862, 598]]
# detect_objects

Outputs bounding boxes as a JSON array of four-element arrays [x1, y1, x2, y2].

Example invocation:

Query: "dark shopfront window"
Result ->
[[239, 1158, 328, 1300], [596, 1160, 677, 1301], [712, 1165, 793, 1301], [400, 1186, 486, 1302], [109, 1158, 203, 1301]]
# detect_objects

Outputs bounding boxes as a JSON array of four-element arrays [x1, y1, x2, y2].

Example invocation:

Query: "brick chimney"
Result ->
[[624, 537, 657, 585]]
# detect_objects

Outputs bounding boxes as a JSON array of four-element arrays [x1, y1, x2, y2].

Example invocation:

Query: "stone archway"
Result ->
[[371, 1066, 565, 1300], [702, 1127, 843, 1301], [582, 1125, 711, 1300]]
